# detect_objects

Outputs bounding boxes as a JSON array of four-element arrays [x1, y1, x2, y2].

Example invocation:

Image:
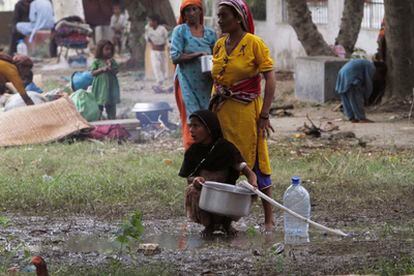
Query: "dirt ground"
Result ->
[[1, 59, 413, 274], [37, 59, 414, 149]]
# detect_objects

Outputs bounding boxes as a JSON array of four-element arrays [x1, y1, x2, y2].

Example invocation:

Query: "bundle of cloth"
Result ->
[[54, 19, 92, 49]]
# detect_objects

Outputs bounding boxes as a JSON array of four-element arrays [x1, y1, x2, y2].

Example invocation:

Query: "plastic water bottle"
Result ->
[[16, 39, 28, 55], [283, 176, 310, 244]]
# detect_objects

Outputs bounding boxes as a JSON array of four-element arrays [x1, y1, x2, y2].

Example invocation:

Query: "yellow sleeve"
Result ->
[[252, 36, 274, 72], [1, 62, 26, 94], [8, 70, 26, 94]]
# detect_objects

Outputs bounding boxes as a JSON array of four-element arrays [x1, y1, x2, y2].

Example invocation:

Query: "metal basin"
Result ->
[[199, 181, 254, 219], [131, 102, 172, 113], [131, 102, 172, 127]]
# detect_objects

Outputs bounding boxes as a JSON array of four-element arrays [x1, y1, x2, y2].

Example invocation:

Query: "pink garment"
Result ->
[[330, 44, 346, 58], [88, 124, 130, 141]]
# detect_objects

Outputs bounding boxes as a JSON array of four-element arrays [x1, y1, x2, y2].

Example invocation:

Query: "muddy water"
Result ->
[[1, 213, 412, 275]]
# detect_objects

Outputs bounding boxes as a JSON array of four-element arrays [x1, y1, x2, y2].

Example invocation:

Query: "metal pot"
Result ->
[[200, 55, 213, 73], [199, 181, 254, 219]]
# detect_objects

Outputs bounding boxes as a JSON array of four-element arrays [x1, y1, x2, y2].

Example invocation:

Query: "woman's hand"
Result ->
[[260, 70, 276, 138], [248, 175, 258, 190], [175, 52, 208, 64], [192, 176, 205, 190], [258, 116, 274, 138]]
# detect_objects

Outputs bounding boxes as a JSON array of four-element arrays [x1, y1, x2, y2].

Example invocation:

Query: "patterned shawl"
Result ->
[[219, 0, 255, 34]]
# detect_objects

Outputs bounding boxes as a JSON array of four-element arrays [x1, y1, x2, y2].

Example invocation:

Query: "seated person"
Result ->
[[0, 53, 34, 105], [16, 0, 54, 43], [179, 110, 257, 236], [8, 0, 32, 55], [335, 59, 385, 123]]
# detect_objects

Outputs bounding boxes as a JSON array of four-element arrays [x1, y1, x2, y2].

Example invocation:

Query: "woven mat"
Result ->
[[0, 96, 91, 147]]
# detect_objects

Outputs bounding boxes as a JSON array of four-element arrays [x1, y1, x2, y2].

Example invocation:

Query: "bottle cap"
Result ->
[[291, 176, 301, 185]]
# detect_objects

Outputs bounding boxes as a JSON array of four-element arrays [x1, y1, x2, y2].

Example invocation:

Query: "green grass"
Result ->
[[0, 140, 413, 219], [0, 141, 184, 217]]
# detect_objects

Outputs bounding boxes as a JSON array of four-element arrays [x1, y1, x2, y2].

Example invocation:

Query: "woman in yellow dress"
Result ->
[[211, 0, 276, 231]]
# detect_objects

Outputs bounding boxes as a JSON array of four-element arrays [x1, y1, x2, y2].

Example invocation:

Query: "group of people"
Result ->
[[2, 0, 387, 235], [171, 0, 276, 235], [9, 0, 54, 55], [9, 0, 129, 57]]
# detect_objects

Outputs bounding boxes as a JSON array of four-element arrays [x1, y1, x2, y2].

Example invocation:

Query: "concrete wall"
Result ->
[[0, 0, 18, 11], [258, 0, 380, 71], [53, 0, 84, 21]]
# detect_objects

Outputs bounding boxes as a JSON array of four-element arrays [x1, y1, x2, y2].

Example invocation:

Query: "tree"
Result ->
[[286, 0, 414, 102], [286, 0, 365, 57], [336, 0, 364, 57], [124, 0, 176, 68], [285, 0, 332, 56], [383, 1, 414, 101]]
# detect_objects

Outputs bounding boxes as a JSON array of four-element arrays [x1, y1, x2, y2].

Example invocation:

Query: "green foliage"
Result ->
[[116, 210, 145, 244], [0, 216, 10, 228], [246, 225, 258, 238]]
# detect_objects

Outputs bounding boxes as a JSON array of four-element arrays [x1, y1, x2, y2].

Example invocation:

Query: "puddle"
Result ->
[[59, 223, 346, 255], [2, 214, 412, 275]]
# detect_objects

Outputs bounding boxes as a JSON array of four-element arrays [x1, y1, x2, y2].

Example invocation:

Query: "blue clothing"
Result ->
[[25, 82, 43, 93], [335, 59, 375, 99], [340, 85, 366, 120], [16, 0, 54, 42], [170, 24, 217, 117]]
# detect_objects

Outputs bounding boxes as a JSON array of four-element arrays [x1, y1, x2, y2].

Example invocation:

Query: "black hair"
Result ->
[[148, 14, 160, 23], [95, 39, 115, 59], [25, 70, 33, 83]]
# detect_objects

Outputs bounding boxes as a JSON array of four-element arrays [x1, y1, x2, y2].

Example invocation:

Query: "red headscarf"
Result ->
[[219, 0, 255, 34], [178, 0, 204, 25]]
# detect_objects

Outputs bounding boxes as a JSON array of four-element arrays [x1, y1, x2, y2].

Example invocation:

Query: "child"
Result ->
[[91, 40, 120, 120], [144, 14, 169, 92], [110, 4, 128, 54], [179, 110, 258, 236]]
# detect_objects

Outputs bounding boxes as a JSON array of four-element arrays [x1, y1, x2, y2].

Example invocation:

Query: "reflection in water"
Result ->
[[59, 226, 344, 254]]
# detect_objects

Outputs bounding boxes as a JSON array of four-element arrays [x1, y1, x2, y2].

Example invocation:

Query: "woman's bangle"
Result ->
[[259, 113, 269, 120]]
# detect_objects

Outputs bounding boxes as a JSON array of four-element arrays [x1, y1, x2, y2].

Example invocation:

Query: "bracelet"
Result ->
[[259, 113, 269, 120]]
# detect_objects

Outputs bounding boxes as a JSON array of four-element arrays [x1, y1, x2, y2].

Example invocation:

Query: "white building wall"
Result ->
[[0, 0, 18, 11], [169, 0, 382, 71]]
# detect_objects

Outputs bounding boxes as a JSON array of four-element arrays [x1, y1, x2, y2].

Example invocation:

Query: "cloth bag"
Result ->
[[70, 89, 100, 122]]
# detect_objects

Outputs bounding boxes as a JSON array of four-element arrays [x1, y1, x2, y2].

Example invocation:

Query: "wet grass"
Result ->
[[0, 263, 173, 276], [0, 140, 413, 221], [52, 263, 173, 276]]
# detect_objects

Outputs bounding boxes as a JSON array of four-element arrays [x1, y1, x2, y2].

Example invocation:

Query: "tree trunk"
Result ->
[[52, 0, 85, 21], [383, 0, 414, 100], [125, 0, 176, 68], [286, 0, 333, 56], [335, 0, 364, 57]]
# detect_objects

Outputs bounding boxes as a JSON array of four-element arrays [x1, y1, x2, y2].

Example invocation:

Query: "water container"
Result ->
[[16, 39, 28, 56], [283, 176, 310, 244]]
